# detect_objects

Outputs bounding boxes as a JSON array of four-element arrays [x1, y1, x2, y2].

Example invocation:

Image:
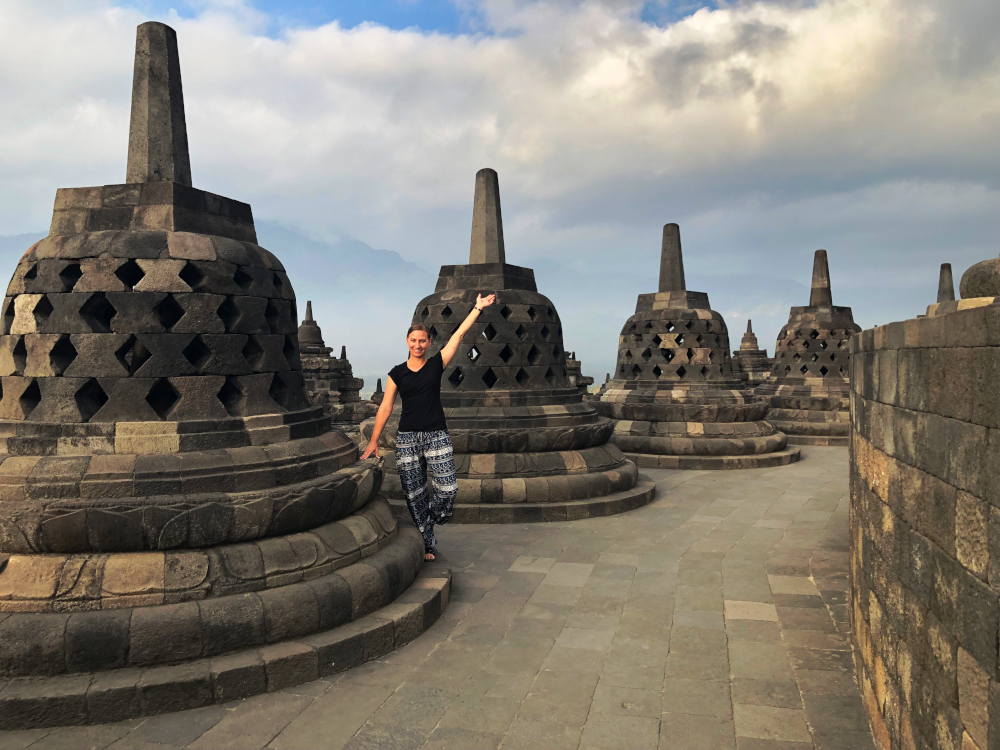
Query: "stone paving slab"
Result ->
[[0, 447, 874, 750]]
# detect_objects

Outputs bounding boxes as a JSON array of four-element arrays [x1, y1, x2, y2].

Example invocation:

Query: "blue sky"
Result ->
[[124, 0, 720, 35]]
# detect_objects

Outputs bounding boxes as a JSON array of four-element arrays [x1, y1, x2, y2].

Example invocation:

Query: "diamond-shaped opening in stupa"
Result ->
[[146, 378, 180, 419], [33, 295, 54, 327], [156, 294, 185, 331], [441, 305, 453, 320], [641, 348, 652, 361], [217, 377, 245, 417], [179, 261, 205, 292], [182, 335, 212, 372], [676, 365, 687, 379], [515, 368, 529, 387], [499, 344, 514, 363], [527, 345, 541, 365], [80, 293, 116, 333], [50, 335, 78, 376], [820, 366, 830, 376], [483, 324, 497, 341], [482, 367, 499, 388], [527, 306, 537, 321], [59, 263, 82, 292], [75, 378, 108, 422], [233, 267, 253, 292], [515, 324, 527, 341], [652, 365, 662, 379], [540, 325, 551, 341], [468, 345, 481, 363], [665, 350, 674, 363], [115, 259, 145, 291], [242, 336, 265, 370], [500, 305, 512, 320], [448, 368, 464, 388]]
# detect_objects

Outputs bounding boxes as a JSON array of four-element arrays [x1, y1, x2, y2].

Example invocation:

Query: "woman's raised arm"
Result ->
[[439, 293, 496, 367], [360, 377, 399, 459]]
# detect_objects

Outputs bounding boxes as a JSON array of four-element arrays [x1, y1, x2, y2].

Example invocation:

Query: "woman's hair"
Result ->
[[407, 324, 432, 339]]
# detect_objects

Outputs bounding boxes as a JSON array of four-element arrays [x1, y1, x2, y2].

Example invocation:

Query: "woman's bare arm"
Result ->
[[440, 293, 496, 367], [360, 377, 398, 459]]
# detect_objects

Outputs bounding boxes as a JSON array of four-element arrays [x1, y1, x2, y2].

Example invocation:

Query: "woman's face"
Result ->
[[407, 330, 431, 359]]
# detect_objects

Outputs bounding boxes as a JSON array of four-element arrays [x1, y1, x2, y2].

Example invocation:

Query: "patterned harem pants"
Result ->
[[396, 429, 458, 552]]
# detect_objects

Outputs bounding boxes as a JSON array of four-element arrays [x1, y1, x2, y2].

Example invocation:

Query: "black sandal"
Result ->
[[424, 546, 436, 561]]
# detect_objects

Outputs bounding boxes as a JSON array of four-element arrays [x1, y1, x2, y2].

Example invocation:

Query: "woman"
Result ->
[[361, 293, 496, 561]]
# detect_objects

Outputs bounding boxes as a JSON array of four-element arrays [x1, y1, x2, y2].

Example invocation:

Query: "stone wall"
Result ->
[[849, 306, 1000, 750]]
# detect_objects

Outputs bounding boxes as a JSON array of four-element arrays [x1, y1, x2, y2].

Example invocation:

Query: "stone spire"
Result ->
[[937, 263, 955, 303], [297, 300, 326, 349], [740, 320, 761, 352], [340, 346, 347, 360], [469, 168, 505, 264], [658, 223, 685, 293], [126, 22, 191, 185], [809, 250, 832, 308]]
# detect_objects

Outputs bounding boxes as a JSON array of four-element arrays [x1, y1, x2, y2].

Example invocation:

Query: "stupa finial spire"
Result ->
[[809, 249, 833, 307], [658, 223, 685, 293], [746, 319, 753, 333], [469, 168, 505, 264], [126, 22, 192, 186], [937, 263, 955, 303], [305, 301, 314, 322]]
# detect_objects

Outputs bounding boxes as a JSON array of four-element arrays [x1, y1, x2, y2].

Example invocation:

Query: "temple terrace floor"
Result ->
[[0, 447, 874, 750]]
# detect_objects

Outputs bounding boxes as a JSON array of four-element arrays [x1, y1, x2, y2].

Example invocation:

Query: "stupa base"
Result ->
[[386, 476, 656, 523], [0, 539, 450, 730], [782, 434, 849, 447], [625, 448, 800, 470]]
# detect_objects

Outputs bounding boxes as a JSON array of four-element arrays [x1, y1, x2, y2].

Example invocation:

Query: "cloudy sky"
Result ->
[[1, 0, 998, 383]]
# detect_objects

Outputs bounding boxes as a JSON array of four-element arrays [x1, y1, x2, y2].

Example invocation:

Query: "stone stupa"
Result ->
[[731, 320, 772, 387], [754, 250, 860, 446], [595, 224, 799, 469], [0, 23, 447, 730], [361, 169, 653, 522], [565, 351, 594, 397], [298, 301, 376, 431]]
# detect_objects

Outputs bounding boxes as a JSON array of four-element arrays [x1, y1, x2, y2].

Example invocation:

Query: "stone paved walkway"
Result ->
[[0, 446, 874, 750]]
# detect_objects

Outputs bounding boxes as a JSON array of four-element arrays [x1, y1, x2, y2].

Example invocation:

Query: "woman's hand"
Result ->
[[360, 440, 379, 460], [477, 293, 496, 309]]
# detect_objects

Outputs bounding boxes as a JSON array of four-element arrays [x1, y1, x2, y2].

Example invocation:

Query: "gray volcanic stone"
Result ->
[[297, 301, 376, 431], [594, 223, 798, 469], [126, 23, 191, 186], [755, 249, 860, 446], [65, 610, 130, 672], [361, 168, 640, 511]]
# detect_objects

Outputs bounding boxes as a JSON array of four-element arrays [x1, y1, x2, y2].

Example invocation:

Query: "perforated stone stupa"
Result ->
[[594, 224, 799, 469], [754, 250, 860, 446], [0, 23, 446, 730], [362, 169, 653, 522], [298, 301, 376, 431], [731, 320, 772, 387]]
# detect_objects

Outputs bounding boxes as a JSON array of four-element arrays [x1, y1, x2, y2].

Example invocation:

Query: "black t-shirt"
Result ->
[[388, 352, 448, 433]]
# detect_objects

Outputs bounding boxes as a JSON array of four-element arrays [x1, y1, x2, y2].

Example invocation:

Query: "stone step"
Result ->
[[626, 448, 801, 470], [388, 476, 656, 523], [0, 566, 451, 731]]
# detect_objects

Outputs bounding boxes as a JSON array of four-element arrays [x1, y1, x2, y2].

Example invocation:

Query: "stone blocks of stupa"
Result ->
[[731, 320, 772, 388], [362, 169, 654, 522], [850, 256, 1000, 749], [565, 351, 594, 397], [298, 301, 376, 432], [595, 224, 799, 469], [0, 23, 448, 730], [754, 250, 860, 446]]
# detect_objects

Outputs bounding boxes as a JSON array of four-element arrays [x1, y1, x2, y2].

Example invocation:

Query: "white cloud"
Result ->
[[0, 0, 998, 381]]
